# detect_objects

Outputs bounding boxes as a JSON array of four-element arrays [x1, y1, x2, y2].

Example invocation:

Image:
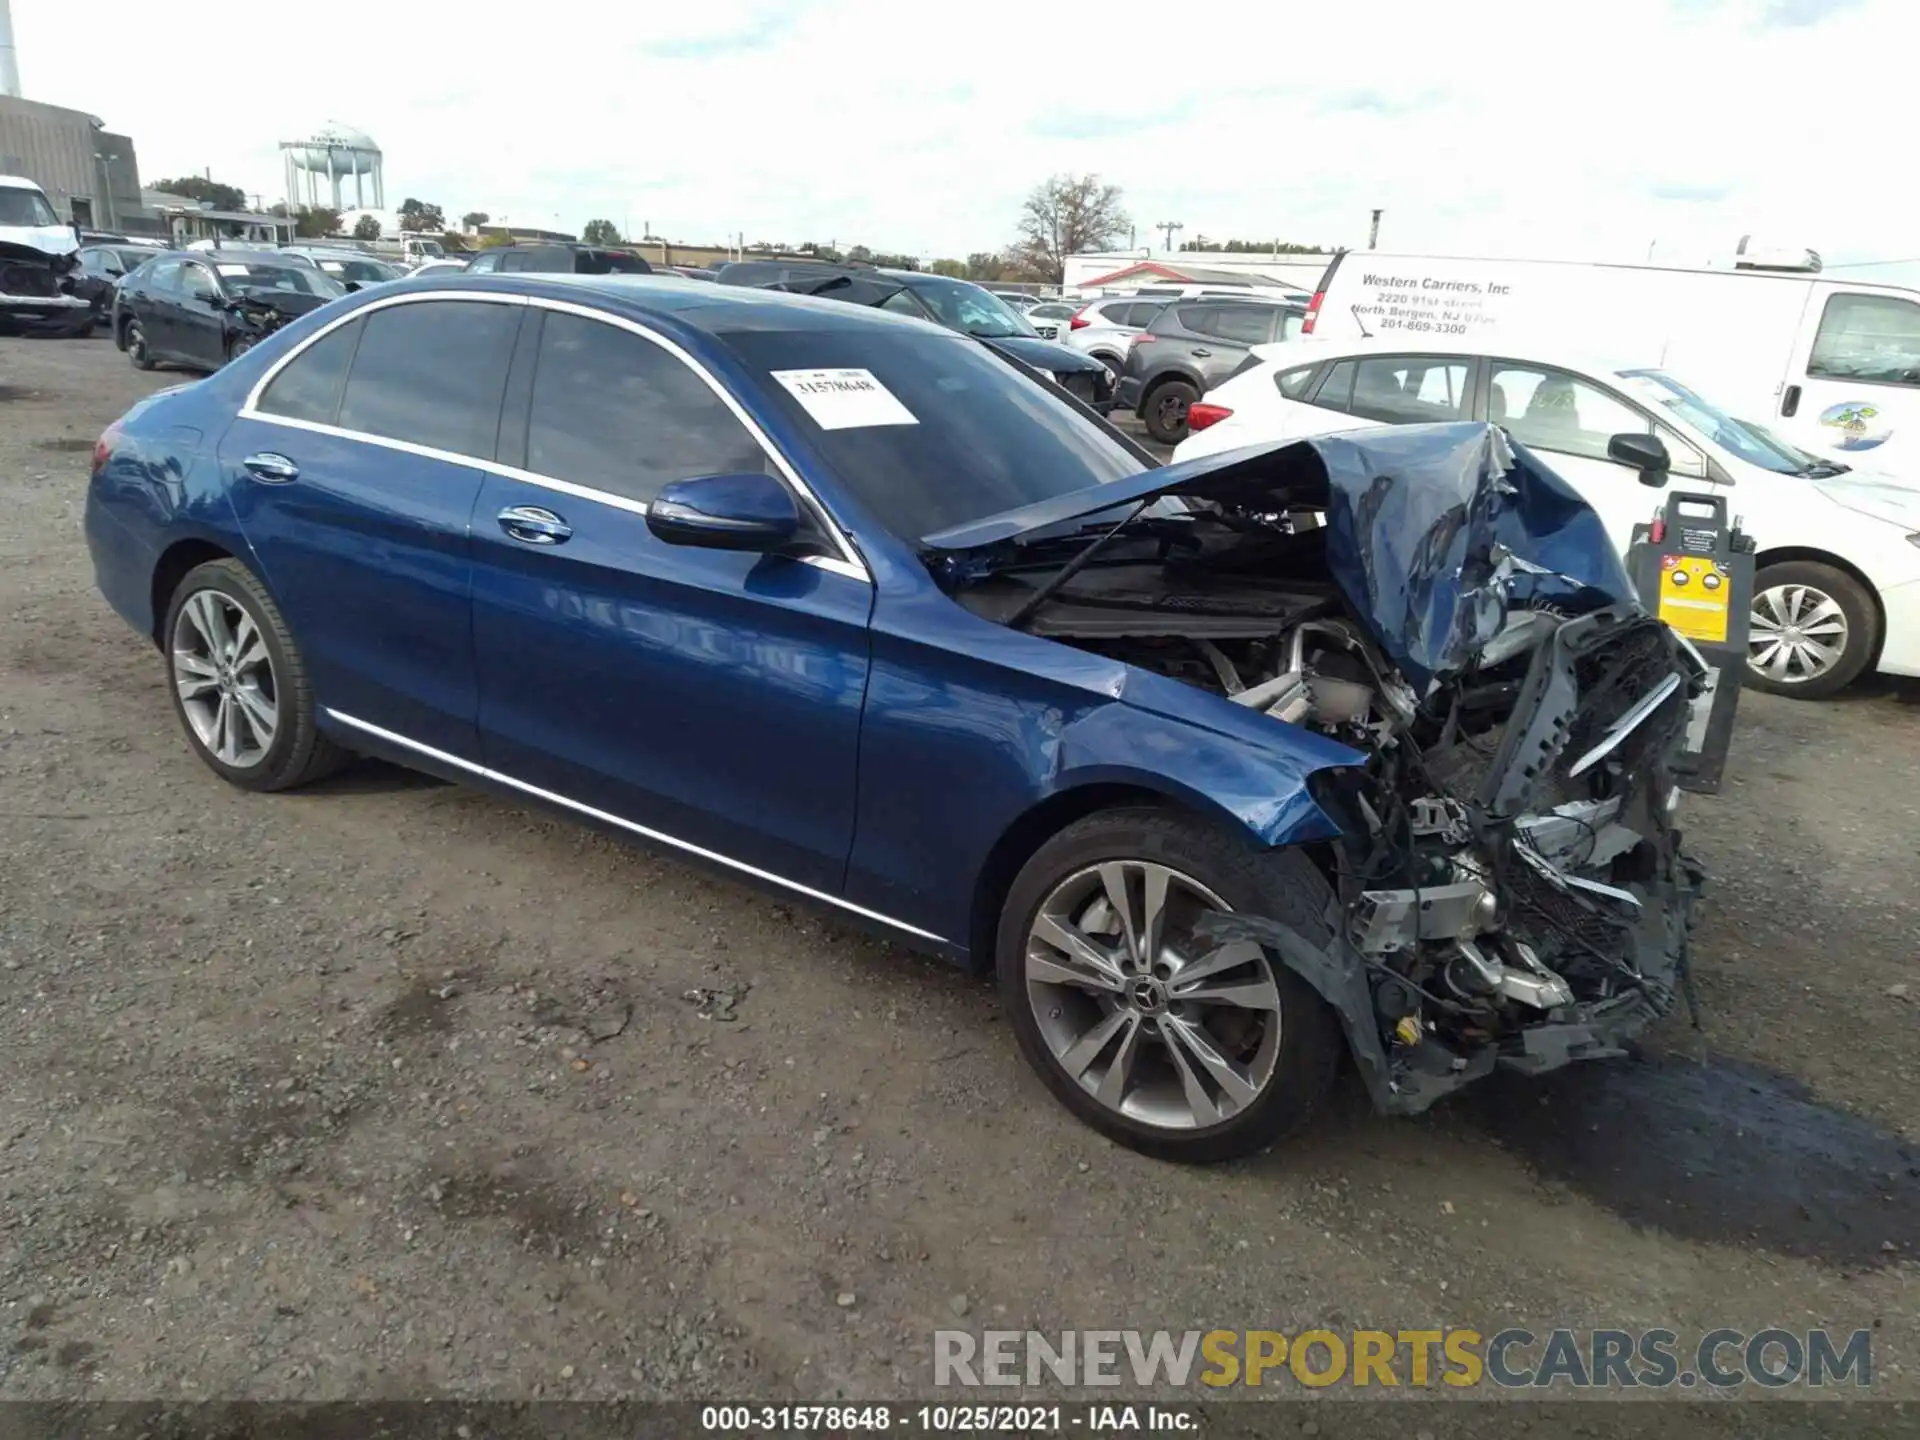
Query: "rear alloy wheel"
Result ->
[[1142, 378, 1198, 444], [228, 334, 256, 363], [998, 808, 1342, 1163], [1745, 560, 1878, 700], [164, 559, 350, 791], [125, 318, 154, 370]]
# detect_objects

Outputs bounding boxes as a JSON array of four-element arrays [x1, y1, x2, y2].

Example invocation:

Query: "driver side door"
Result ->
[[173, 260, 230, 369]]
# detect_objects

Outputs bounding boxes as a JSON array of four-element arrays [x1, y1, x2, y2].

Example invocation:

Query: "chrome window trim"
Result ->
[[238, 287, 871, 579], [324, 708, 946, 945]]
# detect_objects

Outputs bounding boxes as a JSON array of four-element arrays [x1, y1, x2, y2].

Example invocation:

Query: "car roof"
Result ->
[[375, 272, 956, 340], [1270, 333, 1645, 376]]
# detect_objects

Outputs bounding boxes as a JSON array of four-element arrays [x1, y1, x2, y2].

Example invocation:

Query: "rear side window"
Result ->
[[1210, 306, 1279, 345], [1122, 301, 1168, 327], [1275, 364, 1319, 400], [1312, 361, 1357, 412], [257, 318, 363, 424], [1348, 357, 1470, 424], [466, 252, 499, 273], [525, 312, 767, 505], [337, 300, 520, 459], [1808, 293, 1920, 386]]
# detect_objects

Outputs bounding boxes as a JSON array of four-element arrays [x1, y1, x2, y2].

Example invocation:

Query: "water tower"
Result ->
[[280, 123, 384, 211]]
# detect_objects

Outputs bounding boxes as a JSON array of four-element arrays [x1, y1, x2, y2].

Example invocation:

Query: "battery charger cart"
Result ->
[[1624, 492, 1756, 795]]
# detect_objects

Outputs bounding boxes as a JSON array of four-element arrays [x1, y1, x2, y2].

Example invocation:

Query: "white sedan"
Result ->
[[1174, 336, 1920, 699]]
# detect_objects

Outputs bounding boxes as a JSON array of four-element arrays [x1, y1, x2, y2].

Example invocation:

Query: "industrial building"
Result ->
[[0, 92, 151, 235]]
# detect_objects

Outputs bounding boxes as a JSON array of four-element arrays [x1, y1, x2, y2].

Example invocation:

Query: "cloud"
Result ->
[[12, 0, 1911, 264]]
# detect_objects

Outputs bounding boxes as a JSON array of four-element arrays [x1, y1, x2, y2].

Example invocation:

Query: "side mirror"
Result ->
[[646, 472, 801, 552], [1608, 432, 1671, 487]]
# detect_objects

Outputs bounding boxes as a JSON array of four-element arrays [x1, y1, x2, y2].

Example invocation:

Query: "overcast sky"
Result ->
[[17, 0, 1907, 266]]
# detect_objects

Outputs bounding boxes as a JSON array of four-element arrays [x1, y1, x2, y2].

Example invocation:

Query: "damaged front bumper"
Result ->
[[1205, 605, 1709, 1116], [0, 245, 92, 336]]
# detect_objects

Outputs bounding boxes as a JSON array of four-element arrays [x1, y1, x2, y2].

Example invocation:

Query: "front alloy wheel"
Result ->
[[126, 319, 153, 370], [1024, 861, 1282, 1131], [998, 807, 1342, 1163]]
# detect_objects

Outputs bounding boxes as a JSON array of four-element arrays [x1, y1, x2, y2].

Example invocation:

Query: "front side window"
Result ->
[[725, 326, 1143, 540], [257, 318, 364, 424], [145, 260, 183, 293], [1808, 293, 1920, 386], [526, 312, 768, 505], [1490, 364, 1647, 462], [337, 300, 520, 458]]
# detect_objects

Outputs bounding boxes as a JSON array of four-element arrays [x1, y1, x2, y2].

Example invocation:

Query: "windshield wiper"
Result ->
[[1004, 499, 1156, 631], [1799, 460, 1851, 478]]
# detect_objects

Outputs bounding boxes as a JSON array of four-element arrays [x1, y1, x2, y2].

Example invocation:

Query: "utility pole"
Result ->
[[1156, 220, 1184, 254], [1367, 209, 1383, 250]]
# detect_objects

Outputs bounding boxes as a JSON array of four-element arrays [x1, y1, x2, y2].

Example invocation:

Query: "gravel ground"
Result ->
[[2, 336, 1917, 1417]]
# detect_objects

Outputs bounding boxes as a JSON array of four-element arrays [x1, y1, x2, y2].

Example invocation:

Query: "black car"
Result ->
[[464, 244, 655, 276], [112, 251, 348, 372], [1117, 298, 1306, 443], [714, 261, 1116, 412], [72, 244, 161, 327]]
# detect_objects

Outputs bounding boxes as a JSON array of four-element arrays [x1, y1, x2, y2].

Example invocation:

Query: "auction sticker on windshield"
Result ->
[[771, 368, 918, 430], [216, 265, 252, 277]]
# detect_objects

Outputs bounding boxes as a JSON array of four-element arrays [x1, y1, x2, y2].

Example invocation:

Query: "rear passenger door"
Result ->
[[224, 296, 524, 759], [469, 307, 873, 892]]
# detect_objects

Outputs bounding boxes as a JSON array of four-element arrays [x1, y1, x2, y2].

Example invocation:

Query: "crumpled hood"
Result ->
[[1811, 469, 1920, 530], [232, 290, 333, 323], [980, 334, 1106, 376], [924, 422, 1638, 691], [0, 227, 78, 262]]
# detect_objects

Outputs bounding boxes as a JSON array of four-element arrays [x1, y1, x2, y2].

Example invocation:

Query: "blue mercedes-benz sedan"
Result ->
[[86, 273, 1703, 1162]]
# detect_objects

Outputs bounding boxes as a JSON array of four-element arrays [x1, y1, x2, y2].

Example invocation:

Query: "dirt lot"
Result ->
[[2, 336, 1917, 1420]]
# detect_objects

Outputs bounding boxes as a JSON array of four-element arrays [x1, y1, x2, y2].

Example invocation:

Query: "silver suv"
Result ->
[[1063, 296, 1171, 376]]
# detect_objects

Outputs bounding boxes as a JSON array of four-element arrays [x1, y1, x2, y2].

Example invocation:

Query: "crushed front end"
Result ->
[[0, 242, 94, 338]]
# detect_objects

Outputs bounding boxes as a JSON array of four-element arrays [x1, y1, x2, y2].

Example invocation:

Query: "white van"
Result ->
[[0, 175, 93, 337], [1302, 250, 1920, 472]]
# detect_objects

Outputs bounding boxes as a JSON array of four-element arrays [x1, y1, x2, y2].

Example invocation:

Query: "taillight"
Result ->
[[1068, 308, 1091, 330], [1301, 289, 1325, 335], [92, 420, 125, 477], [1187, 402, 1233, 432], [1129, 333, 1155, 347]]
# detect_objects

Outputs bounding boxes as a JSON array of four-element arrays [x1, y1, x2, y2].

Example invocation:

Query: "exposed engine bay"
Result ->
[[943, 426, 1708, 1113], [0, 241, 94, 338]]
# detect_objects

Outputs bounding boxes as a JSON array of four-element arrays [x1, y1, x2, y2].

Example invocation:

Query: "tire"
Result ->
[[125, 317, 155, 371], [1141, 378, 1198, 445], [228, 333, 256, 364], [996, 806, 1344, 1163], [1093, 352, 1123, 379], [162, 558, 351, 792], [1745, 560, 1879, 700]]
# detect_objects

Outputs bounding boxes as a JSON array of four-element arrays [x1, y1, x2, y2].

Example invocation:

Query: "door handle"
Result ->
[[1781, 384, 1802, 418], [497, 505, 571, 546], [241, 452, 299, 484], [1191, 347, 1213, 357]]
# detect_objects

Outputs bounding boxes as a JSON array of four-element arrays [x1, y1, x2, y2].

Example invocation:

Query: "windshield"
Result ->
[[1617, 369, 1836, 476], [215, 263, 347, 298], [315, 257, 400, 283], [0, 186, 59, 228], [723, 327, 1144, 540], [905, 275, 1038, 339]]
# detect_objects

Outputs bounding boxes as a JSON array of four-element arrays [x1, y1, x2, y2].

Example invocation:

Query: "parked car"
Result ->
[[672, 266, 718, 281], [465, 244, 654, 276], [987, 288, 1041, 311], [1174, 336, 1920, 698], [84, 273, 1705, 1161], [0, 174, 94, 337], [1118, 299, 1306, 443], [1302, 247, 1920, 471], [407, 258, 473, 279], [1023, 301, 1079, 341], [72, 244, 161, 326], [112, 252, 348, 372], [715, 262, 1115, 412], [278, 247, 406, 288], [1064, 295, 1172, 376]]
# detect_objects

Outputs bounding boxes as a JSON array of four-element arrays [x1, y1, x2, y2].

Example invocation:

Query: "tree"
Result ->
[[397, 198, 446, 233], [298, 206, 341, 238], [352, 214, 382, 241], [929, 258, 968, 278], [1011, 174, 1129, 284], [478, 231, 517, 249], [461, 211, 491, 229], [154, 175, 248, 212], [581, 219, 623, 246], [964, 252, 1004, 282]]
